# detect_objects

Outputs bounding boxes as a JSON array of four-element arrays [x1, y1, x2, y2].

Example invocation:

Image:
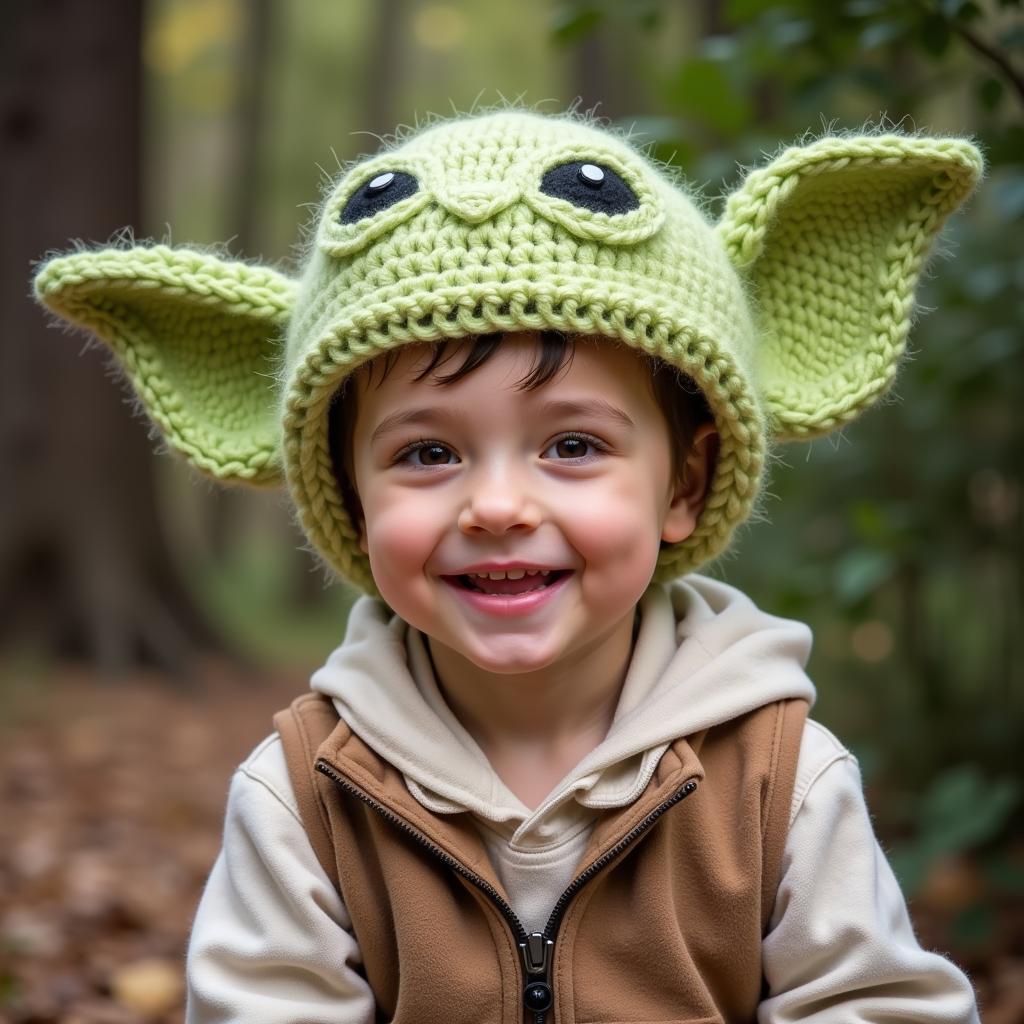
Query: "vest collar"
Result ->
[[316, 718, 705, 911]]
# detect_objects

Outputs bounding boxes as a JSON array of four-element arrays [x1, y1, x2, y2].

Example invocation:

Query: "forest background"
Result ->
[[2, 0, 1022, 1021]]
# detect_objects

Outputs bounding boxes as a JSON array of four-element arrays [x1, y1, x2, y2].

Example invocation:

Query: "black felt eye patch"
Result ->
[[340, 170, 420, 224], [539, 161, 640, 214]]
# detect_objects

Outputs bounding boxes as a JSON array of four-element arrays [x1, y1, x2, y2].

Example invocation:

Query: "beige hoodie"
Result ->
[[185, 573, 979, 1022]]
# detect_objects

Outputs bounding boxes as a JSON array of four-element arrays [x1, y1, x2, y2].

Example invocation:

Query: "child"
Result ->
[[33, 107, 984, 1023]]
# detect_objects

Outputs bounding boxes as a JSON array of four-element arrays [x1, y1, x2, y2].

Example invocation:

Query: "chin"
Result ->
[[459, 638, 561, 676]]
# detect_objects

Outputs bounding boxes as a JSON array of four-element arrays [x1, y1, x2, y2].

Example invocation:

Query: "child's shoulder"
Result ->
[[791, 716, 860, 826], [241, 730, 283, 771], [232, 731, 301, 820]]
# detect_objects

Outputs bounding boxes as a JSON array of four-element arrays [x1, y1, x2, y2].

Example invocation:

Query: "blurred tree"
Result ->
[[2, 0, 225, 678], [365, 0, 409, 138], [207, 0, 274, 559], [231, 0, 273, 257]]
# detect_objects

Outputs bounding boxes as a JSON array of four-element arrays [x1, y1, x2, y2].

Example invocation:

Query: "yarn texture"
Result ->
[[32, 109, 983, 597]]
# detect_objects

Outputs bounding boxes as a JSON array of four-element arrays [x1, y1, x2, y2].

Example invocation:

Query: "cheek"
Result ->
[[362, 496, 437, 574], [559, 475, 663, 572], [360, 497, 440, 620]]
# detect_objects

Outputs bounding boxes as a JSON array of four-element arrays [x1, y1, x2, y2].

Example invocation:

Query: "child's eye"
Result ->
[[393, 439, 458, 468], [542, 432, 607, 461]]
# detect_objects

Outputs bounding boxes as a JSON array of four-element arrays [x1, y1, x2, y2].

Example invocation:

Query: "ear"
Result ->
[[662, 423, 719, 545], [33, 245, 297, 485], [717, 133, 983, 441]]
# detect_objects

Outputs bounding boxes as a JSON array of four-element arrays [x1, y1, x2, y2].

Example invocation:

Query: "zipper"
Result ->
[[315, 758, 698, 1024]]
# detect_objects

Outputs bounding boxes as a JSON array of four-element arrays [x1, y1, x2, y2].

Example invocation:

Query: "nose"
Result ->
[[442, 183, 516, 224], [457, 462, 541, 535]]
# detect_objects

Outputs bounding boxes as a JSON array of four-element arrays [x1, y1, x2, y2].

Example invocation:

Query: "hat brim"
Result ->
[[282, 277, 766, 596]]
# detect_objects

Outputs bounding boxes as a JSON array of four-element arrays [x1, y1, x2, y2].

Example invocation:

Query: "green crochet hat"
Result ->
[[32, 109, 983, 597]]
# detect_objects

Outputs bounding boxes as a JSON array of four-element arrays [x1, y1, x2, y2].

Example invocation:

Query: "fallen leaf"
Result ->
[[109, 957, 183, 1015]]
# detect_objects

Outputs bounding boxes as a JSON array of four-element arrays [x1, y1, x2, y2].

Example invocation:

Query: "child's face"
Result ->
[[349, 332, 707, 676]]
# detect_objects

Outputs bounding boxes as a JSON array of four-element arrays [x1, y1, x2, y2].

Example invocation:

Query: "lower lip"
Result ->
[[442, 572, 573, 618]]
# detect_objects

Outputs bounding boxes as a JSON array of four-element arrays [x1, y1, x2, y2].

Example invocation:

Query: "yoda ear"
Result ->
[[33, 245, 297, 485], [717, 134, 983, 440]]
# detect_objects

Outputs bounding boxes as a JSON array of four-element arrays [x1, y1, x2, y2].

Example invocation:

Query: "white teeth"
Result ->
[[466, 568, 555, 580]]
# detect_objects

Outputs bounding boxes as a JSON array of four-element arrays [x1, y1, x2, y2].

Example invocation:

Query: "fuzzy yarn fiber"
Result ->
[[33, 109, 983, 597]]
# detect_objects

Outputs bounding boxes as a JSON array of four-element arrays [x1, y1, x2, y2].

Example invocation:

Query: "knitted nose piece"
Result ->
[[443, 183, 516, 223]]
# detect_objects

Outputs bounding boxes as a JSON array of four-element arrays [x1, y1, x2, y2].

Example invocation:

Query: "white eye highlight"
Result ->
[[368, 172, 396, 192]]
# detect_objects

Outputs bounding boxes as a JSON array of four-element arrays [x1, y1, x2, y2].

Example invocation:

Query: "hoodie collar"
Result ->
[[311, 574, 815, 848]]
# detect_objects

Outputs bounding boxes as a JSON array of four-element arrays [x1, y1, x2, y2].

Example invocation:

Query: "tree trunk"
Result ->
[[0, 0, 230, 681], [363, 0, 406, 139], [290, 0, 408, 609], [207, 0, 275, 559], [574, 24, 616, 120]]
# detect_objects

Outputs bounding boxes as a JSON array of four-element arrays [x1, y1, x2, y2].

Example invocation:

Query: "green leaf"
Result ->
[[918, 765, 1021, 855], [974, 327, 1019, 367], [849, 64, 899, 94], [726, 0, 791, 19], [833, 548, 895, 606], [888, 842, 934, 895], [850, 500, 888, 543], [625, 0, 663, 30], [979, 76, 1005, 110], [762, 15, 814, 47], [845, 0, 889, 15], [700, 34, 739, 61], [860, 20, 908, 49], [550, 5, 603, 44], [983, 853, 1024, 894], [992, 172, 1024, 218], [920, 13, 952, 56], [951, 904, 995, 946], [962, 265, 1010, 302], [1000, 25, 1024, 47], [668, 59, 753, 135], [623, 115, 682, 145], [0, 968, 21, 1004], [635, 9, 661, 30]]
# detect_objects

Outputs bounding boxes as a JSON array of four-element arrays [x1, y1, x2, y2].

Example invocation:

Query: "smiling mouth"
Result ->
[[449, 570, 571, 596]]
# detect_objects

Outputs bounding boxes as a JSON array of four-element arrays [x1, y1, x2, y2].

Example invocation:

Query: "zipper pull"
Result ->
[[519, 931, 553, 1024]]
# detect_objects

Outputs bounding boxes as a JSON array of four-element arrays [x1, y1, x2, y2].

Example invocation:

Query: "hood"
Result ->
[[310, 573, 815, 848]]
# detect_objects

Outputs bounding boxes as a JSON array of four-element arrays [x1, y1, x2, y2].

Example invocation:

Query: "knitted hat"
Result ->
[[32, 109, 983, 596]]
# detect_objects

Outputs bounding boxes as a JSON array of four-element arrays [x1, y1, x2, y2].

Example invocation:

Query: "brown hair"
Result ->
[[327, 331, 714, 535]]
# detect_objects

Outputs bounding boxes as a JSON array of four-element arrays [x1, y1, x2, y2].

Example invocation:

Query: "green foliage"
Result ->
[[551, 4, 603, 43], [554, 0, 1023, 946], [890, 764, 1021, 894], [146, 0, 1020, 960], [668, 59, 753, 135], [194, 531, 359, 669], [550, 0, 663, 41]]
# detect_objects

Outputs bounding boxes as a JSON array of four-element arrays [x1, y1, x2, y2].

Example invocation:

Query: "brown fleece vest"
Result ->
[[273, 693, 808, 1024]]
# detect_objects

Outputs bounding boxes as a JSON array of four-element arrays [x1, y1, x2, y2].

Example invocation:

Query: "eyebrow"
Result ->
[[539, 398, 636, 429], [369, 397, 636, 445], [369, 406, 463, 445]]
